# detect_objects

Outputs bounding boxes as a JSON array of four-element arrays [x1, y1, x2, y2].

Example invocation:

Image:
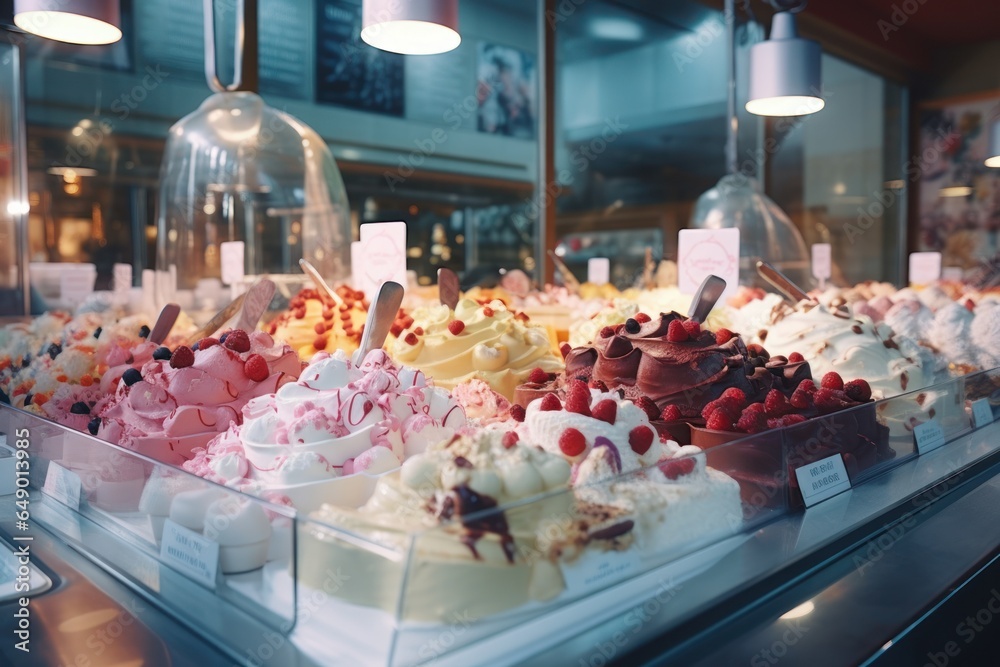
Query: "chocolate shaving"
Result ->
[[590, 520, 635, 541], [916, 393, 927, 406], [851, 325, 863, 334], [901, 371, 909, 391], [454, 456, 474, 469]]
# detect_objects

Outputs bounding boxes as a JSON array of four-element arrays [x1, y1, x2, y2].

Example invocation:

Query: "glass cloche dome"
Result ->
[[155, 91, 350, 313], [690, 174, 810, 289]]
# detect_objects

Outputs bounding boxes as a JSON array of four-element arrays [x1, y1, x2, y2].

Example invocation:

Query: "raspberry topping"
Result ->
[[539, 394, 562, 411], [599, 326, 616, 339], [736, 408, 768, 434], [588, 379, 608, 391], [244, 354, 269, 382], [447, 320, 466, 335], [502, 431, 519, 449], [821, 371, 844, 391], [527, 367, 550, 385], [788, 352, 805, 363], [715, 328, 735, 345], [666, 319, 689, 342], [170, 346, 195, 369], [559, 428, 587, 457], [660, 457, 696, 480], [196, 337, 220, 350], [634, 312, 652, 324], [634, 396, 660, 420], [844, 379, 872, 402], [706, 410, 734, 431], [681, 320, 701, 338], [223, 329, 251, 353], [404, 333, 419, 346], [628, 426, 655, 455], [509, 404, 526, 422], [591, 399, 618, 425], [764, 389, 793, 417], [660, 404, 683, 422]]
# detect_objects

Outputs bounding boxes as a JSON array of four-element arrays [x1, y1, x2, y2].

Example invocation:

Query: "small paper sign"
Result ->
[[678, 229, 739, 300], [351, 241, 363, 289], [43, 462, 82, 510], [811, 244, 831, 283], [909, 252, 942, 285], [587, 258, 610, 285], [358, 222, 407, 299], [942, 267, 963, 282], [914, 418, 946, 454], [220, 241, 245, 287], [160, 519, 219, 589], [113, 263, 132, 293], [560, 548, 641, 593], [971, 399, 994, 429], [795, 454, 851, 507]]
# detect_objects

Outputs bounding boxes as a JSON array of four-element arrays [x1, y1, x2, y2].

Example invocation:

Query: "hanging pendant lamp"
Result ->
[[13, 0, 122, 45], [361, 0, 461, 55], [746, 9, 823, 117]]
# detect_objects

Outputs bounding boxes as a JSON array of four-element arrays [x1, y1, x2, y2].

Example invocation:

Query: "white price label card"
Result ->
[[587, 258, 610, 285], [160, 519, 219, 589], [811, 244, 831, 281], [350, 241, 363, 289], [913, 418, 946, 454], [113, 263, 132, 293], [43, 461, 82, 509], [909, 252, 941, 285], [358, 222, 407, 299], [971, 399, 994, 429], [795, 454, 851, 507], [560, 548, 641, 593], [220, 242, 245, 287], [678, 229, 739, 300]]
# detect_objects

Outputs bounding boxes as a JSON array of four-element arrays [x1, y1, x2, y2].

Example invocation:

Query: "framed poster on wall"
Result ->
[[916, 93, 1000, 278]]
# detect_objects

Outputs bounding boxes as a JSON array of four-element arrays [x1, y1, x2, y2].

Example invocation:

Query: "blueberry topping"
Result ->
[[48, 343, 62, 359], [138, 325, 151, 338], [22, 355, 30, 368], [93, 327, 103, 339], [219, 332, 229, 344], [0, 388, 9, 405], [70, 402, 90, 415], [121, 368, 143, 386], [87, 417, 101, 435], [191, 343, 200, 351], [23, 392, 33, 405], [152, 346, 172, 361], [624, 318, 641, 334]]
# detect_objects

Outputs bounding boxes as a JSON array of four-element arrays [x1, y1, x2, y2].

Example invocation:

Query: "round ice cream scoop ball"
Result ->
[[168, 488, 227, 532], [352, 446, 400, 475], [203, 497, 272, 573]]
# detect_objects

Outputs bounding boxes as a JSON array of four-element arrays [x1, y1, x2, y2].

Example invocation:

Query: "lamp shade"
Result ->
[[361, 0, 460, 55], [985, 117, 1000, 167], [14, 0, 121, 45], [746, 12, 823, 117]]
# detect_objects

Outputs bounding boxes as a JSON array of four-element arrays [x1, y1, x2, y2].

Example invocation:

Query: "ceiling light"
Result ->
[[939, 185, 973, 198], [361, 0, 460, 55], [986, 117, 1000, 167], [14, 0, 122, 46], [746, 12, 824, 117]]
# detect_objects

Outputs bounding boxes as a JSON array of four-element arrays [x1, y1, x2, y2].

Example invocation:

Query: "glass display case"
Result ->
[[4, 366, 1000, 665]]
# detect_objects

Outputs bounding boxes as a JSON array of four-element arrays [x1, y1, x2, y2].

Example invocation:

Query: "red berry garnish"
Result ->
[[628, 426, 654, 455], [745, 402, 766, 413], [414, 327, 424, 336], [682, 320, 701, 338], [814, 388, 851, 414], [666, 320, 689, 342], [660, 404, 683, 422], [780, 414, 808, 427], [599, 326, 616, 339], [559, 428, 587, 457], [635, 312, 652, 324], [527, 367, 550, 385], [790, 389, 813, 410], [170, 346, 195, 369], [701, 398, 740, 422], [721, 387, 747, 407], [660, 457, 696, 480], [588, 379, 608, 392], [844, 379, 872, 402], [798, 379, 817, 394], [539, 394, 562, 411], [736, 408, 768, 434], [715, 328, 735, 345], [243, 354, 269, 382], [447, 320, 466, 335], [510, 404, 526, 422], [706, 410, 734, 431], [821, 372, 844, 391], [591, 399, 618, 425], [634, 396, 660, 421], [764, 389, 793, 417], [564, 393, 592, 417], [223, 329, 251, 353], [482, 306, 495, 317], [404, 333, 418, 345], [196, 337, 219, 350], [502, 431, 519, 449], [788, 352, 805, 363], [965, 299, 975, 311]]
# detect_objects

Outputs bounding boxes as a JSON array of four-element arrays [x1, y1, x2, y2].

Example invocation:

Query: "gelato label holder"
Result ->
[[149, 303, 181, 345], [587, 258, 610, 286], [795, 454, 851, 507], [914, 419, 946, 455], [971, 399, 995, 429], [687, 274, 727, 324], [756, 259, 810, 304], [160, 519, 220, 590], [356, 280, 405, 361]]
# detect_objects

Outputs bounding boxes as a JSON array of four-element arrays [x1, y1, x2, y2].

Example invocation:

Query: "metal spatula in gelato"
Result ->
[[149, 303, 181, 345], [756, 260, 812, 304], [299, 258, 346, 307], [438, 268, 461, 310], [687, 275, 727, 324], [547, 250, 580, 293], [354, 281, 405, 364]]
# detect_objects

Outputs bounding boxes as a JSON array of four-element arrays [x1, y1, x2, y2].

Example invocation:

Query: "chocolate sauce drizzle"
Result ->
[[438, 484, 516, 564]]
